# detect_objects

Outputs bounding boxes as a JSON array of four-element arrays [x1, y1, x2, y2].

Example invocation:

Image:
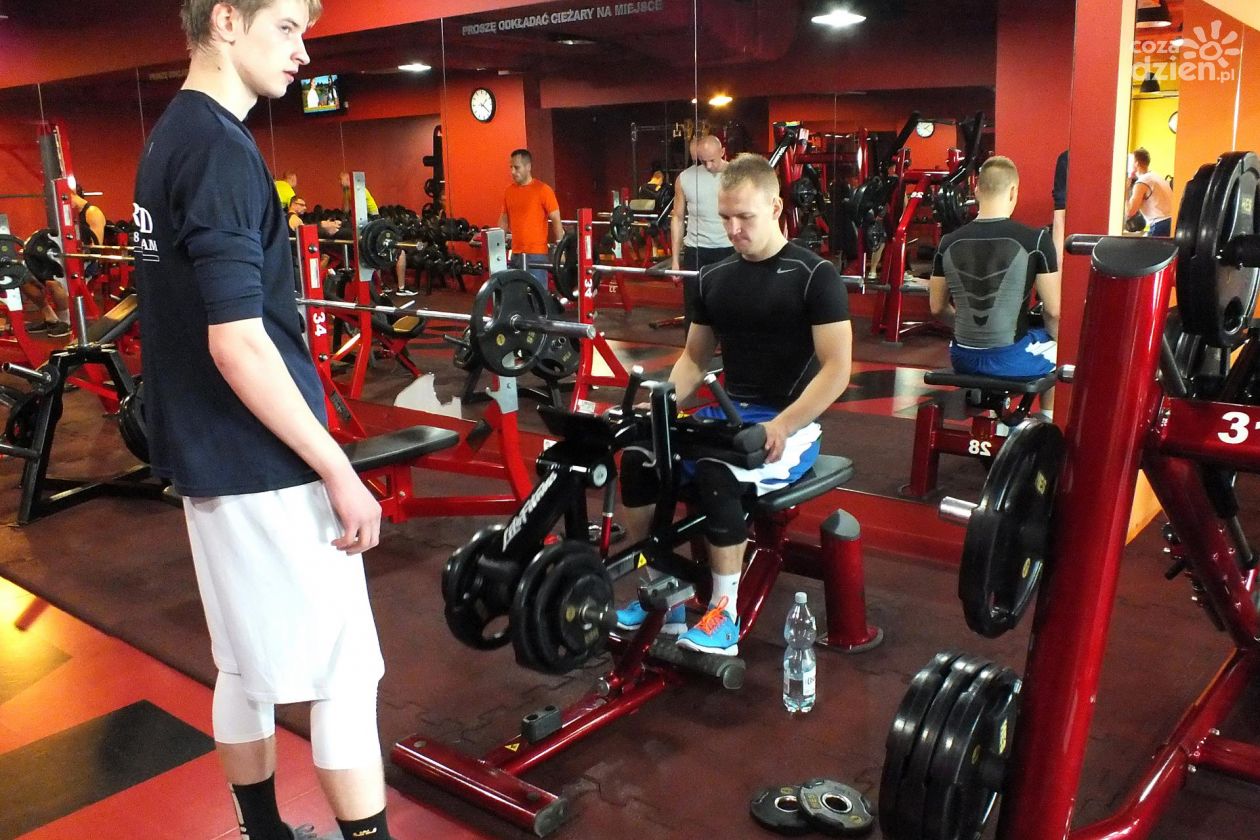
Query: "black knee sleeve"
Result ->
[[694, 460, 752, 547], [619, 448, 660, 508]]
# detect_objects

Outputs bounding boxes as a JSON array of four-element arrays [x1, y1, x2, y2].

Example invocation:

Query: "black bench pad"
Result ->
[[923, 368, 1056, 394], [343, 425, 460, 472], [753, 454, 854, 516]]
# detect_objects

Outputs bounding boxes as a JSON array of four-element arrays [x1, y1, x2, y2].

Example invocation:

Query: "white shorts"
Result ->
[[183, 480, 385, 704]]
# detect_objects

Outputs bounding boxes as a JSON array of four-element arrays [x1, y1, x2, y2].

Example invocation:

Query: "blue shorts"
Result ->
[[950, 328, 1057, 380], [681, 403, 821, 493]]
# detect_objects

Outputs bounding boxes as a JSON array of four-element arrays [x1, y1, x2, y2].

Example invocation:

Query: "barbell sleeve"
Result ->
[[938, 496, 977, 526], [2, 362, 54, 387], [508, 315, 596, 339]]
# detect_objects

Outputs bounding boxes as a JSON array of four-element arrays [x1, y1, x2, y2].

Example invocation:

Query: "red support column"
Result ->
[[997, 249, 1174, 840]]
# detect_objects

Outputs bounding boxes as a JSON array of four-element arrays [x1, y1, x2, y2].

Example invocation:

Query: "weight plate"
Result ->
[[886, 654, 985, 840], [117, 378, 149, 463], [508, 542, 563, 670], [511, 540, 610, 674], [469, 270, 550, 378], [791, 177, 820, 211], [0, 233, 23, 265], [609, 205, 635, 244], [533, 334, 581, 382], [879, 651, 962, 833], [959, 418, 1063, 638], [0, 259, 30, 291], [552, 232, 579, 299], [1175, 151, 1260, 348], [358, 217, 402, 271], [750, 785, 813, 836], [24, 229, 64, 282], [921, 663, 1020, 840], [443, 525, 514, 650], [798, 778, 875, 836]]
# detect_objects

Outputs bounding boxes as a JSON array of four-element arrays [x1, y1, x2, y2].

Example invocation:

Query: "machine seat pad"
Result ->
[[343, 425, 460, 472], [753, 455, 854, 516], [923, 368, 1056, 394]]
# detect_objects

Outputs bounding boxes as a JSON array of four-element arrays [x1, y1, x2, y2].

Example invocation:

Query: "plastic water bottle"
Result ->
[[783, 591, 817, 714]]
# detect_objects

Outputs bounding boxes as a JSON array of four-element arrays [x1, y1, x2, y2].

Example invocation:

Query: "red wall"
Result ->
[[995, 0, 1076, 228], [442, 74, 530, 227], [0, 88, 49, 237]]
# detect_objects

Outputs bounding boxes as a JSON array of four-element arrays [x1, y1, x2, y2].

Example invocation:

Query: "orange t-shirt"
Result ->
[[502, 180, 559, 255]]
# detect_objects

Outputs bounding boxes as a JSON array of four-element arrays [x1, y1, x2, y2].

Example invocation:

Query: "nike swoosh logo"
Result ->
[[776, 267, 793, 274]]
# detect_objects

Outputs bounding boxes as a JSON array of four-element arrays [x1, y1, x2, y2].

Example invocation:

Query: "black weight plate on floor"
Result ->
[[890, 654, 986, 840], [750, 785, 812, 836], [922, 663, 1020, 840], [798, 778, 875, 836], [879, 651, 961, 833]]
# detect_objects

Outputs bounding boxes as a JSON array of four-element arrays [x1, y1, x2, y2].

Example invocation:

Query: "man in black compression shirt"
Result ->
[[134, 3, 393, 839], [929, 155, 1061, 414], [615, 153, 853, 656]]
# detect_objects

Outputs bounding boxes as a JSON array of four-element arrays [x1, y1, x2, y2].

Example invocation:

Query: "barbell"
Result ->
[[301, 270, 595, 378]]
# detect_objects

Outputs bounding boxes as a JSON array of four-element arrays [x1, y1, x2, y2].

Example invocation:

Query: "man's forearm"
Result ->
[[668, 354, 709, 404], [775, 361, 850, 434], [211, 329, 355, 482], [671, 216, 684, 259], [1043, 313, 1060, 340]]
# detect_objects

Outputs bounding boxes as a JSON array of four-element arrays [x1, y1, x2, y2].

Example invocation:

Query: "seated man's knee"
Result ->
[[619, 447, 659, 509], [693, 460, 750, 548]]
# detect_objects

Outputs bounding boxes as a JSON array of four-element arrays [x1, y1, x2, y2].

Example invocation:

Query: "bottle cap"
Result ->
[[794, 591, 807, 604]]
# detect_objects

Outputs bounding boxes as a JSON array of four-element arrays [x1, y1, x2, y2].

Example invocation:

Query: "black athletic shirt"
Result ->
[[932, 217, 1057, 349], [133, 90, 326, 496], [690, 242, 849, 408]]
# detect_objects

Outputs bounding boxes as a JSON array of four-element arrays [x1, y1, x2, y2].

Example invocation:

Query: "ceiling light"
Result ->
[[398, 62, 432, 73], [691, 98, 698, 104], [811, 9, 866, 28], [709, 94, 733, 107], [552, 35, 596, 46], [1135, 0, 1172, 29]]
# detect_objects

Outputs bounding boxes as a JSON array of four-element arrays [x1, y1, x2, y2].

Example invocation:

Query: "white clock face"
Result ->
[[915, 121, 935, 138], [1169, 110, 1178, 134], [471, 88, 495, 122]]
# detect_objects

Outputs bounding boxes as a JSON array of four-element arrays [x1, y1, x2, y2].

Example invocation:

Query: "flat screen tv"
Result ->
[[300, 74, 344, 114]]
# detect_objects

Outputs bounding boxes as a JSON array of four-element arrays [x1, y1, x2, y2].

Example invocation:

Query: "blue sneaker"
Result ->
[[675, 597, 740, 656], [615, 599, 687, 634]]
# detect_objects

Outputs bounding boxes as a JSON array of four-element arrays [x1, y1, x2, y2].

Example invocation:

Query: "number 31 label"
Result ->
[[1218, 410, 1258, 444]]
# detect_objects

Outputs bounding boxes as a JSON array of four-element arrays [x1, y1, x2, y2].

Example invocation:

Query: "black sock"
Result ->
[[336, 809, 391, 840], [228, 775, 288, 840]]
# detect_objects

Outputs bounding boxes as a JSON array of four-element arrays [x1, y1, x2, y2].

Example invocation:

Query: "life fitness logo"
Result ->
[[1133, 19, 1241, 84]]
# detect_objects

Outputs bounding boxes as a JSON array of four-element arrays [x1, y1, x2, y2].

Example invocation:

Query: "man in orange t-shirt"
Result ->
[[498, 148, 565, 292]]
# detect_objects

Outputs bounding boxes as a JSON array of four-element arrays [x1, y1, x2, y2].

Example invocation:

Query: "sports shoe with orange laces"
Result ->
[[675, 595, 740, 656]]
